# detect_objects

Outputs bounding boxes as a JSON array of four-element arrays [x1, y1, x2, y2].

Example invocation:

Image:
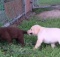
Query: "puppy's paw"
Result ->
[[33, 47, 36, 50], [33, 47, 39, 50]]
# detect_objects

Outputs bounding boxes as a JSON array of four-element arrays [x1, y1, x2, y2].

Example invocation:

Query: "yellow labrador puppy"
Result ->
[[27, 25, 60, 50]]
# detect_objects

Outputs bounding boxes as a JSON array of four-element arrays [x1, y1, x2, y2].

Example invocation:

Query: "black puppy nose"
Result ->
[[30, 33, 32, 35]]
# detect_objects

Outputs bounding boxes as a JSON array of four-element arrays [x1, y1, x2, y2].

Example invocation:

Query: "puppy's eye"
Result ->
[[31, 29, 32, 30]]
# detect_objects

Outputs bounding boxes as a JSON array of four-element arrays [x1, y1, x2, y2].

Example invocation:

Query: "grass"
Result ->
[[0, 0, 4, 10], [32, 8, 52, 14], [0, 16, 60, 57], [0, 1, 4, 10], [37, 0, 60, 5], [0, 3, 4, 10]]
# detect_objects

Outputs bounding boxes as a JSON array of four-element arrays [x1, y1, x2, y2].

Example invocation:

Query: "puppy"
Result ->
[[27, 25, 60, 49], [0, 27, 27, 46]]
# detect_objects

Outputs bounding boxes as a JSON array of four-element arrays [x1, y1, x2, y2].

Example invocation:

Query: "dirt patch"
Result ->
[[37, 9, 60, 19]]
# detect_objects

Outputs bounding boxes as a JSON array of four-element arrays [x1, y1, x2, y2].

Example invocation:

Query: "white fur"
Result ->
[[27, 25, 60, 49]]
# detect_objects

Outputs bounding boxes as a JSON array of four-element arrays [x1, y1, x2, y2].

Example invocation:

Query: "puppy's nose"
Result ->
[[30, 33, 33, 35]]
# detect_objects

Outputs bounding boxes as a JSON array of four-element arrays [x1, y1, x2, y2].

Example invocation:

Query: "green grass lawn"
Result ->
[[0, 0, 4, 10], [0, 16, 60, 57], [0, 4, 4, 10], [37, 0, 60, 5], [0, 2, 4, 10]]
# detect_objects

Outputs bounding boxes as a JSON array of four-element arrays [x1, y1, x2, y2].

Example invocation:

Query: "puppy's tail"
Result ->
[[22, 30, 27, 34]]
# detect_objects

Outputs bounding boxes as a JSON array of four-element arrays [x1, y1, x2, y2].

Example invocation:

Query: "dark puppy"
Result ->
[[0, 27, 27, 46]]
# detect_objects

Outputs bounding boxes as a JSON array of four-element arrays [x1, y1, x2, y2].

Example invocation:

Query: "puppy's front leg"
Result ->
[[33, 38, 43, 50]]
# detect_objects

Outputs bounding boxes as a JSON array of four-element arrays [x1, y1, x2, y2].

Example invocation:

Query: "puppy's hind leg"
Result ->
[[51, 43, 55, 48], [58, 41, 60, 45]]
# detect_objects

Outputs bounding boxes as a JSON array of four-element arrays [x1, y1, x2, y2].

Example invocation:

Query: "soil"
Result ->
[[37, 9, 60, 19]]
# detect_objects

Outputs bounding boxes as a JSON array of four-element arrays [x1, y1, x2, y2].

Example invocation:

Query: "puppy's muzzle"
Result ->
[[27, 30, 33, 35]]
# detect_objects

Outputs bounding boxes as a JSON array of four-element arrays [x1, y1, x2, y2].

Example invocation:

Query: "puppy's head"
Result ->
[[27, 25, 41, 36]]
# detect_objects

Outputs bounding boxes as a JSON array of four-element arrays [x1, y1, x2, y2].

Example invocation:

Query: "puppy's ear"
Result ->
[[35, 27, 40, 35], [37, 27, 40, 33]]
